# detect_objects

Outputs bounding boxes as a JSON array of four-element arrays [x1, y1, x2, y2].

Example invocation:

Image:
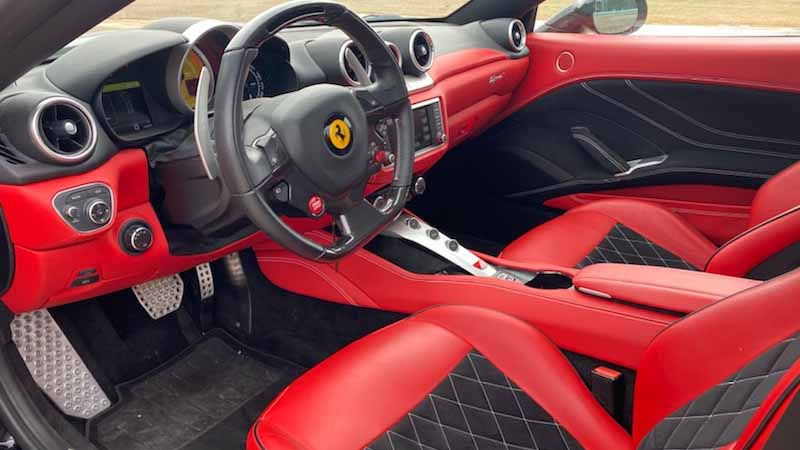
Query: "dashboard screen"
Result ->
[[101, 81, 153, 135]]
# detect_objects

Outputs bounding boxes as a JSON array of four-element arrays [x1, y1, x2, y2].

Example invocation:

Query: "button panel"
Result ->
[[53, 183, 114, 232]]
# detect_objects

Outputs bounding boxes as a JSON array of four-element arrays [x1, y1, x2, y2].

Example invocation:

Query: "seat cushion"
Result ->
[[247, 306, 631, 450], [501, 199, 717, 270]]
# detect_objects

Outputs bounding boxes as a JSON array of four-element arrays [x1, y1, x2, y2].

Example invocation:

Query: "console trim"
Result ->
[[51, 182, 115, 234], [411, 97, 447, 158]]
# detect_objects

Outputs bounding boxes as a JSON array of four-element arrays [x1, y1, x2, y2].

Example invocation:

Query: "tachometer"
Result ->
[[243, 66, 265, 100], [179, 48, 213, 110]]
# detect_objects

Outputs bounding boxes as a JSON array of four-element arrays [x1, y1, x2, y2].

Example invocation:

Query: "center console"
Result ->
[[382, 213, 575, 288], [412, 98, 446, 156]]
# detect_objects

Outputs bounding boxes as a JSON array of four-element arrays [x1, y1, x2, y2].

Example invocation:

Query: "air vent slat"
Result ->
[[32, 97, 96, 164]]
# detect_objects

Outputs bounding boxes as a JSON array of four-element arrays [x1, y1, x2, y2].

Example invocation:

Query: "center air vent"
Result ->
[[31, 97, 96, 164], [339, 41, 373, 86], [409, 30, 434, 74]]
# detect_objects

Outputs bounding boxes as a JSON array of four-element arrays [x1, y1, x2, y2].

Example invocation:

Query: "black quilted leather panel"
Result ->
[[365, 352, 583, 450], [575, 224, 698, 271], [638, 333, 800, 450]]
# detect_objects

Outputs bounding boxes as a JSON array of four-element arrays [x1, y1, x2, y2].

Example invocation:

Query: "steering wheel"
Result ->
[[214, 1, 413, 261]]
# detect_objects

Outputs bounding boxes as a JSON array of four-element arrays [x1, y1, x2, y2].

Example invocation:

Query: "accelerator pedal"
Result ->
[[132, 274, 184, 319], [11, 310, 111, 419], [195, 263, 214, 300]]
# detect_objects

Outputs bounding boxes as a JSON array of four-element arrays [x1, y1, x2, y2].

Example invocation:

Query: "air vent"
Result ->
[[31, 97, 96, 164], [0, 136, 24, 165], [339, 41, 373, 86], [386, 42, 402, 67], [509, 19, 527, 52], [409, 30, 434, 74]]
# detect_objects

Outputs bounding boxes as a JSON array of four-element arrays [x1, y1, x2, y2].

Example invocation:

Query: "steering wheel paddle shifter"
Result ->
[[203, 1, 414, 261]]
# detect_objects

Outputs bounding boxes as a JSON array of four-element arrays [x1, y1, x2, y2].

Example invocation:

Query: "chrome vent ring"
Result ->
[[30, 97, 97, 164], [509, 19, 527, 52], [409, 29, 434, 73]]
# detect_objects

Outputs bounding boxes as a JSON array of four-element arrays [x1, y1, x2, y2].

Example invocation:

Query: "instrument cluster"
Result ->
[[98, 21, 297, 142]]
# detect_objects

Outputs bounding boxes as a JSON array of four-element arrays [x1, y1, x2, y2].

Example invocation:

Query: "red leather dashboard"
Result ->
[[0, 150, 276, 313], [0, 47, 531, 314], [368, 48, 529, 187]]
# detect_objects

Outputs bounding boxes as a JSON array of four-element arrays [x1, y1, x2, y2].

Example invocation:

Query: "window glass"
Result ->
[[538, 0, 800, 36]]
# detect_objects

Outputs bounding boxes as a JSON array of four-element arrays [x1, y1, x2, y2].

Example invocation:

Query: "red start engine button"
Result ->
[[308, 196, 325, 217]]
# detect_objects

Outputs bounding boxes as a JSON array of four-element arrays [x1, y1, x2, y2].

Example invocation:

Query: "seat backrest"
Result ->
[[749, 161, 800, 228], [704, 161, 800, 279], [633, 269, 800, 450]]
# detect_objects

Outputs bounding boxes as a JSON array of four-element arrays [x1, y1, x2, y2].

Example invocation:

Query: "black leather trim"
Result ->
[[582, 83, 800, 161], [742, 373, 800, 450], [0, 207, 12, 296], [638, 332, 800, 450]]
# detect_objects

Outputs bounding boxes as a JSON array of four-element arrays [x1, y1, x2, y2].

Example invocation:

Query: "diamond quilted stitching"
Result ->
[[576, 224, 698, 271], [638, 333, 800, 450], [365, 352, 584, 450]]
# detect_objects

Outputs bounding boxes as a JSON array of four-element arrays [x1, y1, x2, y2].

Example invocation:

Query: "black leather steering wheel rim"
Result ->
[[215, 1, 413, 261]]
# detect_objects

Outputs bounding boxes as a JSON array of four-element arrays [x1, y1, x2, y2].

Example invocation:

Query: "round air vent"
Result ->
[[386, 41, 402, 67], [31, 97, 96, 164], [509, 19, 527, 52], [339, 41, 373, 86], [409, 30, 434, 74]]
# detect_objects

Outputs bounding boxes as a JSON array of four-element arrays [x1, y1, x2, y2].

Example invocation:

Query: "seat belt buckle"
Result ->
[[591, 366, 623, 418]]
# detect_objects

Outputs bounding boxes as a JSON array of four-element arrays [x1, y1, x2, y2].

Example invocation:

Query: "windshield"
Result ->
[[96, 0, 469, 32]]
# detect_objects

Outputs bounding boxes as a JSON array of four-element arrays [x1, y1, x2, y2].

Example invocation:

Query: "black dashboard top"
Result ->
[[0, 16, 528, 186]]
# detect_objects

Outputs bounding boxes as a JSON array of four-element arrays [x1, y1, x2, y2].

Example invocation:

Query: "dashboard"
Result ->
[[0, 15, 531, 313]]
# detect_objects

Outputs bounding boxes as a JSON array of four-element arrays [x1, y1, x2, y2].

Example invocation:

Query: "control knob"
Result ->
[[122, 223, 154, 253], [85, 199, 111, 225]]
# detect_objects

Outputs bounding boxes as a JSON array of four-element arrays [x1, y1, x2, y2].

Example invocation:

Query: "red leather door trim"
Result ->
[[508, 33, 800, 118], [545, 185, 756, 246]]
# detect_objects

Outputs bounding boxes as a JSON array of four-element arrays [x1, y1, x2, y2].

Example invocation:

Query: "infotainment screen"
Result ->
[[101, 81, 153, 135]]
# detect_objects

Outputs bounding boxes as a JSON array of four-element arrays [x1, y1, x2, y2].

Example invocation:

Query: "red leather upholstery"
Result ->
[[502, 199, 717, 269], [249, 270, 800, 450], [504, 162, 800, 278], [573, 263, 760, 314], [749, 162, 800, 227], [249, 306, 630, 450], [632, 270, 800, 445], [706, 206, 800, 278]]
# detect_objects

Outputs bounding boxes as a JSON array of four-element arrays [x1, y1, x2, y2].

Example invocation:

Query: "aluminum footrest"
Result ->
[[11, 310, 111, 419]]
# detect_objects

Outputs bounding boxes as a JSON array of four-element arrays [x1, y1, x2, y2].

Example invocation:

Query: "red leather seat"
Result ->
[[247, 270, 800, 450], [502, 162, 800, 279]]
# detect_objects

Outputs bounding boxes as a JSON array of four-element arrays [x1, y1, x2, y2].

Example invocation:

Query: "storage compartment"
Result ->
[[526, 272, 573, 290], [573, 263, 761, 314]]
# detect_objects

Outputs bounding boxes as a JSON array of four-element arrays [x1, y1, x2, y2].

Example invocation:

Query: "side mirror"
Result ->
[[536, 0, 648, 35]]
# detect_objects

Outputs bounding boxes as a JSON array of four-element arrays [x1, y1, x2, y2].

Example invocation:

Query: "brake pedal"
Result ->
[[132, 274, 184, 319], [195, 263, 214, 300], [10, 310, 111, 419]]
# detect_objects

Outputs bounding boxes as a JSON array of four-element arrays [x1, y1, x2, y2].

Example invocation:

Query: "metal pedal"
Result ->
[[195, 263, 214, 300], [132, 274, 184, 319], [10, 310, 111, 419]]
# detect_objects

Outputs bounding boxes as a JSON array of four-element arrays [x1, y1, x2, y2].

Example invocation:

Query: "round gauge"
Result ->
[[243, 66, 265, 100], [179, 48, 213, 110]]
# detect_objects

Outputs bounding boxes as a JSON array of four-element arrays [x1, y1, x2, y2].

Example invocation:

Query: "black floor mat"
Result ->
[[89, 335, 302, 450]]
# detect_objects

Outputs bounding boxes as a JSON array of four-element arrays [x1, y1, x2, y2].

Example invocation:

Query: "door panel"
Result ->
[[545, 185, 756, 246]]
